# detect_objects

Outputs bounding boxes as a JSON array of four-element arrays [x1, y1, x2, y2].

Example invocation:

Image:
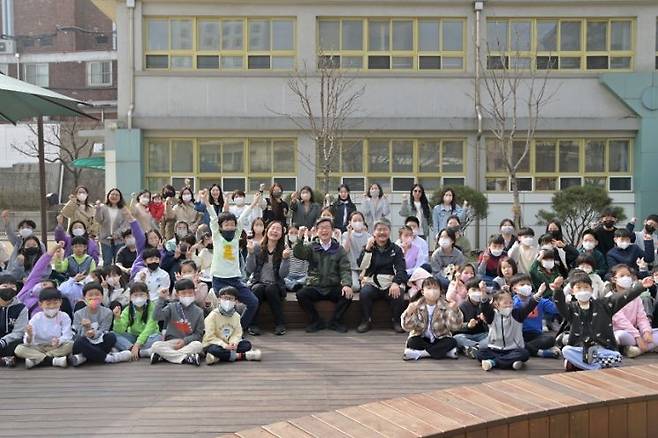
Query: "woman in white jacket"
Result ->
[[360, 183, 390, 229]]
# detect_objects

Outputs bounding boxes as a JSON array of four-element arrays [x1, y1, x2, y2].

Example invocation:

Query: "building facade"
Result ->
[[99, 0, 658, 243]]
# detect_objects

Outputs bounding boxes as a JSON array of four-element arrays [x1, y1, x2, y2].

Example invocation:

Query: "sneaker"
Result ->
[[247, 326, 261, 336], [305, 320, 326, 333], [69, 353, 87, 367], [138, 348, 151, 359], [52, 356, 68, 368], [356, 320, 372, 333], [403, 348, 423, 361], [245, 349, 262, 361], [107, 351, 132, 363], [205, 353, 219, 365], [1, 356, 15, 368], [150, 353, 163, 365], [274, 325, 287, 336], [464, 346, 478, 360], [625, 346, 642, 358], [548, 346, 562, 358], [328, 320, 347, 333], [184, 354, 200, 366], [564, 359, 580, 372], [512, 360, 524, 370], [25, 358, 38, 369], [481, 359, 495, 371], [392, 321, 405, 334], [446, 348, 459, 359]]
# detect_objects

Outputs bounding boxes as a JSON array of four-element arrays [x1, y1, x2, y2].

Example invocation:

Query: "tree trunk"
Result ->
[[510, 174, 522, 228]]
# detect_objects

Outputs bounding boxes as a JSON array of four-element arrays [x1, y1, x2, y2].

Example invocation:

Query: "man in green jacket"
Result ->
[[295, 217, 353, 333]]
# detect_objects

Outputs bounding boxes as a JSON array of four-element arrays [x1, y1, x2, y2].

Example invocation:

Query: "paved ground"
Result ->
[[4, 330, 657, 437]]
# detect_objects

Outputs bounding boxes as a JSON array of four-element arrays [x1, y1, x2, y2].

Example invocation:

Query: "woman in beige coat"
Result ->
[[61, 186, 98, 237]]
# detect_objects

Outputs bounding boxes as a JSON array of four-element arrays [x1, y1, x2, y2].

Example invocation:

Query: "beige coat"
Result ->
[[61, 200, 98, 237]]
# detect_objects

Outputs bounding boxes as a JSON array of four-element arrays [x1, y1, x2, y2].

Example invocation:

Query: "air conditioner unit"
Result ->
[[0, 40, 16, 54]]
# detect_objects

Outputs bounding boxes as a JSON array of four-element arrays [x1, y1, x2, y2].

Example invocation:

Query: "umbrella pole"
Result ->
[[37, 116, 48, 245]]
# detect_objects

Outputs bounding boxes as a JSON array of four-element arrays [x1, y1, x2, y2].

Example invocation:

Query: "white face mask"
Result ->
[[520, 236, 534, 247], [369, 189, 380, 197], [19, 228, 33, 238], [423, 288, 441, 302], [219, 299, 234, 312], [288, 235, 298, 243], [179, 296, 195, 307], [182, 194, 192, 202], [541, 260, 555, 270], [131, 297, 147, 308], [616, 275, 633, 289], [516, 284, 533, 297], [176, 229, 188, 238], [234, 197, 245, 207], [106, 276, 119, 287], [498, 307, 512, 317], [574, 290, 592, 302], [72, 228, 85, 237], [351, 221, 364, 232], [125, 237, 136, 246], [582, 241, 595, 251], [501, 225, 515, 234], [468, 290, 482, 303], [616, 240, 630, 250], [43, 308, 59, 318], [490, 248, 503, 257], [438, 238, 452, 249], [578, 264, 593, 274], [139, 197, 150, 206], [77, 193, 88, 202]]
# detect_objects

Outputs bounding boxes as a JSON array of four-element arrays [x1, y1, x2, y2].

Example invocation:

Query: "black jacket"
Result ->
[[329, 199, 357, 233], [554, 284, 645, 351], [358, 240, 408, 287], [455, 298, 487, 335]]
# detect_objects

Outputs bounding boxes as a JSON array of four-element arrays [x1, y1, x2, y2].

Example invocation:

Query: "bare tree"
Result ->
[[11, 118, 96, 189], [271, 55, 365, 194], [478, 35, 557, 227]]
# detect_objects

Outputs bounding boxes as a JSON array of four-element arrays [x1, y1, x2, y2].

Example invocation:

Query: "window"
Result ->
[[23, 63, 49, 87], [321, 138, 465, 192], [144, 16, 296, 71], [486, 138, 632, 192], [86, 61, 112, 87], [487, 18, 634, 71], [317, 17, 465, 71], [144, 138, 296, 192]]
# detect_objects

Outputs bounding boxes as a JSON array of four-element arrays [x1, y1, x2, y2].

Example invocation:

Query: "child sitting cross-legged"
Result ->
[[203, 286, 262, 365], [556, 272, 655, 371], [400, 277, 463, 361], [150, 278, 205, 366], [112, 282, 162, 360], [477, 285, 543, 371]]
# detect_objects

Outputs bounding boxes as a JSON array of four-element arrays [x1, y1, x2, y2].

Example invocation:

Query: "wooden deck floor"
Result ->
[[2, 331, 657, 437]]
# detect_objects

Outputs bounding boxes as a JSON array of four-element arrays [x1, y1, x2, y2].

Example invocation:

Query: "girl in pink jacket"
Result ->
[[610, 264, 658, 358]]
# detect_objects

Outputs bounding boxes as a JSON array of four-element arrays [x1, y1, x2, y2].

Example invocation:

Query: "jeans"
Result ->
[[562, 345, 622, 370], [359, 284, 407, 325], [205, 340, 252, 362], [406, 336, 457, 359], [251, 283, 286, 327], [296, 286, 352, 324], [101, 242, 123, 267], [72, 333, 117, 363], [523, 331, 556, 356], [212, 276, 259, 329], [113, 333, 162, 351], [476, 347, 530, 369], [453, 332, 488, 350]]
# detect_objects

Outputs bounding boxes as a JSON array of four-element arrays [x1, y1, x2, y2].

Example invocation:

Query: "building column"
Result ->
[[106, 128, 143, 195]]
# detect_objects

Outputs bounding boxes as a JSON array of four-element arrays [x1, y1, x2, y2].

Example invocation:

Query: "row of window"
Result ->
[[143, 16, 658, 72], [1, 61, 113, 88], [143, 137, 633, 194]]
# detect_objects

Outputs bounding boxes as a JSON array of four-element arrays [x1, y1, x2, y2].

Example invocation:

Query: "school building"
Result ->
[[91, 0, 658, 243]]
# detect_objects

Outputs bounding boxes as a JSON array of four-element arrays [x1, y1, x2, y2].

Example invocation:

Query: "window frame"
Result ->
[[86, 61, 113, 87], [317, 17, 466, 72], [486, 17, 635, 72], [144, 16, 297, 71], [22, 63, 49, 87]]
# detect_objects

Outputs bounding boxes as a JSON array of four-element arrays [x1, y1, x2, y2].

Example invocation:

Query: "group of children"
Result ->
[[0, 181, 657, 374]]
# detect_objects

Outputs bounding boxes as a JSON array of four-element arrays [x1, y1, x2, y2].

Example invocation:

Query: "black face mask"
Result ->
[[645, 225, 656, 235], [23, 247, 39, 256], [220, 230, 236, 241], [147, 262, 160, 271], [550, 230, 562, 240], [206, 244, 214, 250], [602, 220, 616, 228], [0, 288, 16, 302]]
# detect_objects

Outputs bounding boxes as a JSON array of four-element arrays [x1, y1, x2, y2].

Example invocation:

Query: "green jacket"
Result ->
[[113, 301, 159, 345], [529, 260, 560, 296], [293, 239, 351, 292]]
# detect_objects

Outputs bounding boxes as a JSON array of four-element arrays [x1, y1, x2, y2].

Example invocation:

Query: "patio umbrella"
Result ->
[[0, 73, 95, 244]]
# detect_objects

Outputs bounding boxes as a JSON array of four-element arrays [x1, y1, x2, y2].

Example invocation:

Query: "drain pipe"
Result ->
[[127, 0, 135, 129], [474, 0, 484, 249]]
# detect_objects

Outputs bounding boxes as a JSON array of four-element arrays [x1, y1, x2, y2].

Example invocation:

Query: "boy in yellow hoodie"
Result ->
[[203, 287, 262, 365]]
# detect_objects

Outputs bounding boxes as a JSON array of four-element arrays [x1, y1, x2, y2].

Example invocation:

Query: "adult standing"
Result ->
[[329, 184, 357, 233], [166, 186, 202, 234], [432, 188, 468, 236], [361, 183, 390, 229], [399, 184, 432, 240], [95, 188, 129, 266], [61, 186, 98, 238], [289, 186, 321, 229], [356, 219, 408, 333], [160, 185, 178, 240], [261, 183, 289, 225]]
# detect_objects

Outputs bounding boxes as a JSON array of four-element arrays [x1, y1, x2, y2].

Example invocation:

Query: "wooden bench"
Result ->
[[221, 364, 658, 438], [256, 292, 401, 330]]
